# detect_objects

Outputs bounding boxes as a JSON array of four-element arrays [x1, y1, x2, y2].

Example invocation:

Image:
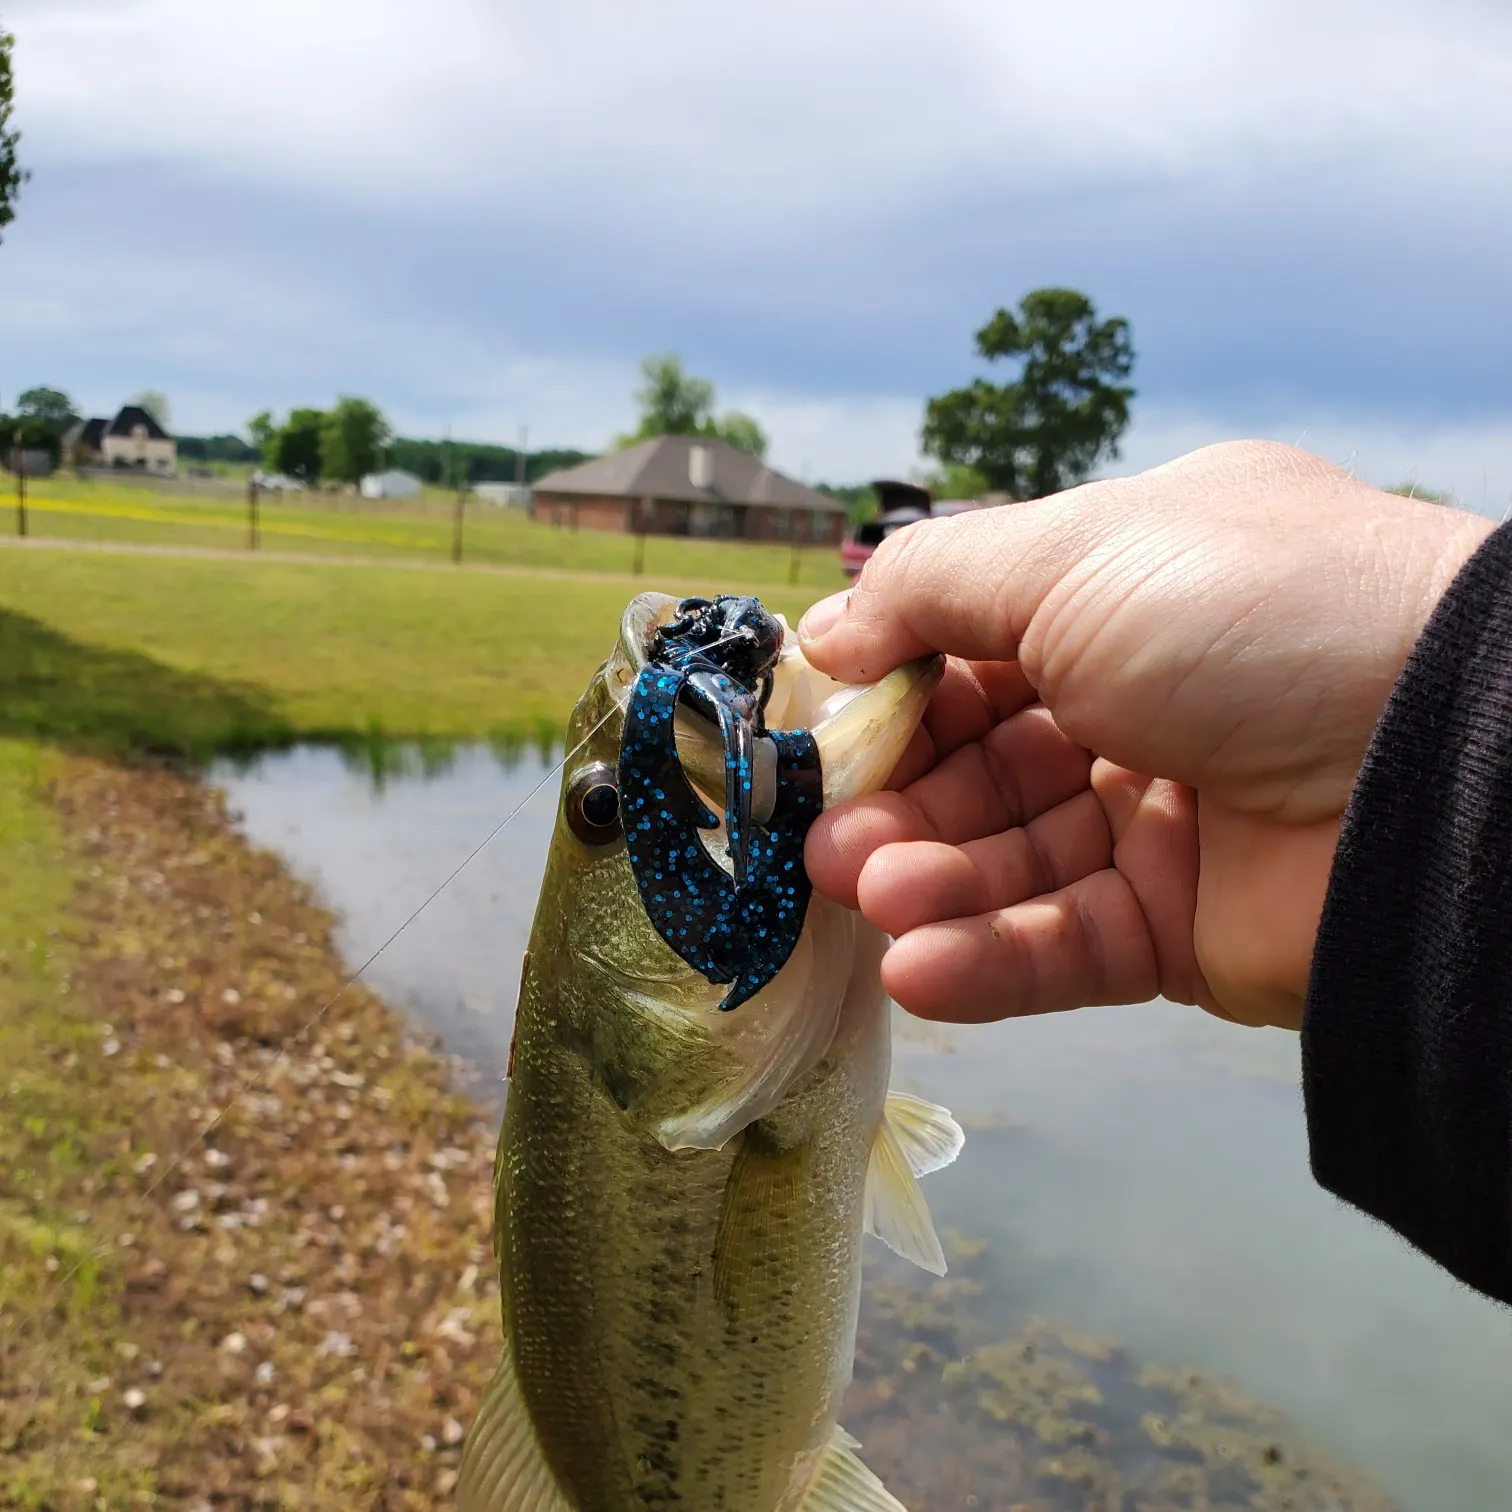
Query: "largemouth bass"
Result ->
[[459, 592, 962, 1512]]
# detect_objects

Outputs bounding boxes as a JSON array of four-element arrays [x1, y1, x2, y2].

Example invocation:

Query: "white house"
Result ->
[[65, 405, 177, 475], [360, 468, 423, 500]]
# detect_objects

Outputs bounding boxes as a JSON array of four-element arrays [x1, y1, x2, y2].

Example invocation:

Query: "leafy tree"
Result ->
[[4, 387, 79, 463], [320, 396, 391, 484], [922, 288, 1135, 500], [618, 354, 768, 458], [716, 410, 768, 459], [130, 390, 172, 432], [632, 355, 715, 438], [17, 386, 78, 431], [0, 27, 27, 245], [268, 408, 325, 484], [247, 410, 276, 461]]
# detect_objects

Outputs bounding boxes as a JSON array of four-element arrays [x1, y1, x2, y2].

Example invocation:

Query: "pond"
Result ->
[[212, 742, 1511, 1512]]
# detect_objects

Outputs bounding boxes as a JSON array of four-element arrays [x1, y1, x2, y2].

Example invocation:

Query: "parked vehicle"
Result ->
[[839, 480, 986, 579]]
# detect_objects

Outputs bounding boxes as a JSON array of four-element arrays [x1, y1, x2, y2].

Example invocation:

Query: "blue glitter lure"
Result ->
[[618, 596, 822, 1010]]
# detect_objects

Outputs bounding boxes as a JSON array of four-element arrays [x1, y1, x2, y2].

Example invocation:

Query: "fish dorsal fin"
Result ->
[[862, 1092, 964, 1277], [456, 1327, 573, 1512], [795, 1425, 908, 1512]]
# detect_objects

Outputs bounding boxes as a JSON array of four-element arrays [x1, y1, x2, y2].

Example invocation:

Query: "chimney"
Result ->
[[689, 443, 712, 490]]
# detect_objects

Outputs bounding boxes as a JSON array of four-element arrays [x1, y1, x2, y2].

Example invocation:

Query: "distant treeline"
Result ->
[[176, 434, 260, 463], [382, 438, 593, 487], [175, 433, 593, 486]]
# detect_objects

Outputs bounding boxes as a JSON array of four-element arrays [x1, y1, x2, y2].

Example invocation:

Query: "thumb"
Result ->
[[798, 486, 1108, 683]]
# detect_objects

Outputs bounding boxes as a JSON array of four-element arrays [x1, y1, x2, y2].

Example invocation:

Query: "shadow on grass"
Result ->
[[0, 608, 566, 774], [0, 607, 296, 762]]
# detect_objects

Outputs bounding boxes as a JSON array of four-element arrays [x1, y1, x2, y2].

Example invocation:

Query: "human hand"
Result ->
[[800, 441, 1492, 1030]]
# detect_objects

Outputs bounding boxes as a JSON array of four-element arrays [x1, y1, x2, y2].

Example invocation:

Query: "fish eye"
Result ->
[[567, 763, 622, 845]]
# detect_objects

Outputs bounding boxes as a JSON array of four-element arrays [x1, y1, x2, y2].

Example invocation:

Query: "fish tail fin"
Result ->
[[862, 1091, 965, 1277], [796, 1425, 909, 1511], [456, 1329, 573, 1512]]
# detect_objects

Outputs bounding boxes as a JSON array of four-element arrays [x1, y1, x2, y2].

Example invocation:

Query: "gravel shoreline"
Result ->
[[3, 756, 501, 1508]]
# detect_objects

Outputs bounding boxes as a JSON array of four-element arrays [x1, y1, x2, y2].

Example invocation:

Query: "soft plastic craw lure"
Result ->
[[617, 595, 822, 1010]]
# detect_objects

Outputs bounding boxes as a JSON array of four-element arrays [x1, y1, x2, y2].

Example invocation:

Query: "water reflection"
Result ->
[[213, 743, 1512, 1512]]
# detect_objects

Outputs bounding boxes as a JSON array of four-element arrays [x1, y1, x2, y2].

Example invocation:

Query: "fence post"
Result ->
[[247, 478, 260, 551], [632, 496, 649, 576], [452, 486, 466, 565]]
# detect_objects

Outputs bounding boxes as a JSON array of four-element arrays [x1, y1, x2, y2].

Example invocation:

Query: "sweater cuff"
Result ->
[[1302, 516, 1512, 1305]]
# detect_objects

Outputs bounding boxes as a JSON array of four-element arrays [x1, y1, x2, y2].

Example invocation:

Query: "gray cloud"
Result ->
[[2, 0, 1509, 484]]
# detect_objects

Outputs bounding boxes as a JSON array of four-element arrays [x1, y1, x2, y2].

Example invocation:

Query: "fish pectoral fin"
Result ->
[[883, 1090, 965, 1178], [456, 1329, 573, 1512], [795, 1425, 908, 1512], [863, 1105, 953, 1277]]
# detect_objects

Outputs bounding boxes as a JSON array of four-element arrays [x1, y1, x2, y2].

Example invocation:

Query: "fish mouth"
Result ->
[[615, 592, 942, 836]]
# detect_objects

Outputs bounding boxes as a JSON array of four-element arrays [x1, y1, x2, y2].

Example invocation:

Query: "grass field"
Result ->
[[0, 544, 823, 762], [7, 476, 850, 592]]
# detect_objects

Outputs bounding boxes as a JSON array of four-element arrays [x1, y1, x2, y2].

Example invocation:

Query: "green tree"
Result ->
[[0, 27, 27, 245], [921, 288, 1135, 500], [269, 408, 325, 485], [631, 354, 715, 439], [618, 354, 768, 457], [247, 410, 276, 461], [320, 396, 391, 484], [17, 386, 78, 431], [716, 410, 768, 459], [6, 387, 79, 463], [130, 390, 172, 432]]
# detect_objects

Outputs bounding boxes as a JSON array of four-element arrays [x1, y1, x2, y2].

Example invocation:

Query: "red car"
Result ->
[[839, 481, 985, 579]]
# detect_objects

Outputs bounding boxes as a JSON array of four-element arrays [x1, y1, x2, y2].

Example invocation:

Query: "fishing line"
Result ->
[[17, 622, 764, 1342]]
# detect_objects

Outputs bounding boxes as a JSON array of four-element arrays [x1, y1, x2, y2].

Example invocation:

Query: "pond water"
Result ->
[[212, 743, 1511, 1512]]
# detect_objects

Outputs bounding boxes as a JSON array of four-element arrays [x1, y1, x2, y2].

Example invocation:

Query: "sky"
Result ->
[[2, 0, 1510, 506]]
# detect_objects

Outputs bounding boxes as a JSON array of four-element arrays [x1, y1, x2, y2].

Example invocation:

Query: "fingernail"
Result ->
[[799, 591, 848, 643]]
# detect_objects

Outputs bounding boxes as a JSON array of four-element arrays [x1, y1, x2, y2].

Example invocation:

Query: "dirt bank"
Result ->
[[1, 757, 499, 1509]]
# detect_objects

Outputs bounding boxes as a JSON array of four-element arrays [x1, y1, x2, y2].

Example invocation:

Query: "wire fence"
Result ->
[[2, 469, 853, 592]]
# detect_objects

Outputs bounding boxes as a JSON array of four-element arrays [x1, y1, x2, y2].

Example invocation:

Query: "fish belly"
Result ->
[[499, 1015, 885, 1511]]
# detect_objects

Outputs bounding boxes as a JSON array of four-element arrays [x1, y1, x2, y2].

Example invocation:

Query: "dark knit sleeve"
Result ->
[[1302, 516, 1512, 1305]]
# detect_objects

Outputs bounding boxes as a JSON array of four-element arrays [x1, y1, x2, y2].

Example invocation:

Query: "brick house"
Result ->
[[530, 435, 848, 545]]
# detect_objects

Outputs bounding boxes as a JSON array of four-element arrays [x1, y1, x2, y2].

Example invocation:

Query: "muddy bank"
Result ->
[[1, 757, 1399, 1510]]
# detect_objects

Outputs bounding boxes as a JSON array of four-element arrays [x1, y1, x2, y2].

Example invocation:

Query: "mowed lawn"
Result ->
[[0, 546, 824, 760], [12, 477, 851, 593]]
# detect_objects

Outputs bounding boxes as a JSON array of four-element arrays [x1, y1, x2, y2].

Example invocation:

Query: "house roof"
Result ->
[[105, 405, 172, 441], [64, 418, 108, 451], [531, 435, 846, 513]]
